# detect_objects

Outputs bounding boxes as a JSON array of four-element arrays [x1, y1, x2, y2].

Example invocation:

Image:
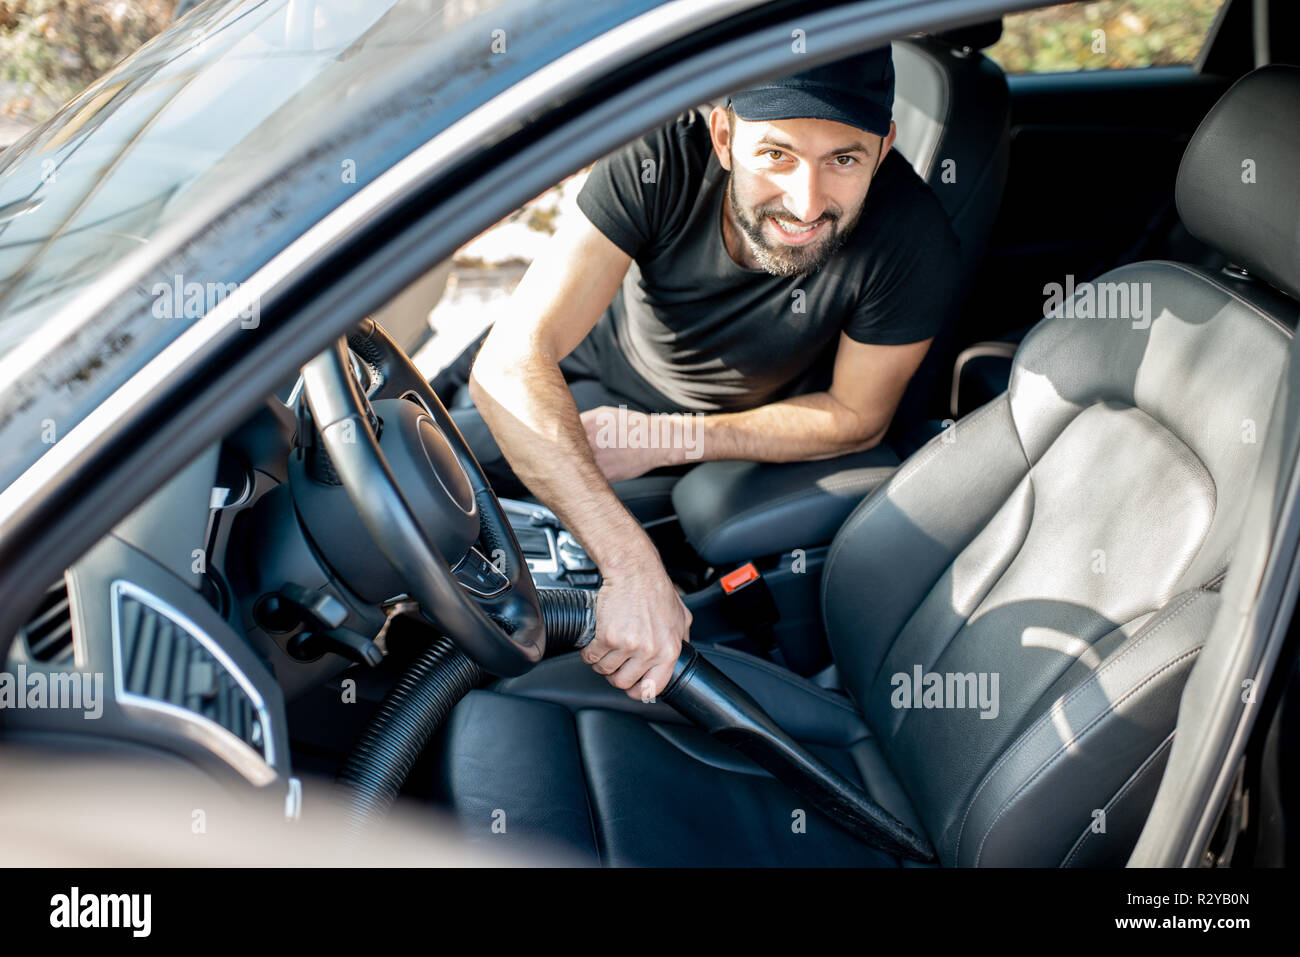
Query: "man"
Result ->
[[448, 47, 962, 702]]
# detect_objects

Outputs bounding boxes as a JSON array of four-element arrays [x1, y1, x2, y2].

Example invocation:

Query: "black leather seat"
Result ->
[[431, 644, 919, 865], [891, 21, 1010, 292], [431, 66, 1300, 867]]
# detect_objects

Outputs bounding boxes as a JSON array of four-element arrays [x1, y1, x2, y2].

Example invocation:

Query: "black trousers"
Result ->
[[430, 329, 652, 499]]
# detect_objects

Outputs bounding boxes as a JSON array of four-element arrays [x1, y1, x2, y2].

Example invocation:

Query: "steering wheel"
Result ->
[[297, 318, 545, 676]]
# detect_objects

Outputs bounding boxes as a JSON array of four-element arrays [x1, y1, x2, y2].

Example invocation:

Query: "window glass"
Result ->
[[984, 0, 1227, 74]]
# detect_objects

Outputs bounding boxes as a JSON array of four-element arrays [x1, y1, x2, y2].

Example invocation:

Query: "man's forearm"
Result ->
[[661, 391, 888, 465], [469, 346, 655, 571]]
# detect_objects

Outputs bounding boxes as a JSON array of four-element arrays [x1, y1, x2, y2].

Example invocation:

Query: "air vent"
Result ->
[[111, 581, 273, 780], [18, 578, 75, 664]]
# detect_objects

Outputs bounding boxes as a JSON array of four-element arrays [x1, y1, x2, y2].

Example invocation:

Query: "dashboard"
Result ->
[[3, 345, 602, 805], [2, 357, 391, 809]]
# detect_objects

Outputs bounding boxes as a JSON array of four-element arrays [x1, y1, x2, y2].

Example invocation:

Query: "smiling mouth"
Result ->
[[768, 216, 827, 246]]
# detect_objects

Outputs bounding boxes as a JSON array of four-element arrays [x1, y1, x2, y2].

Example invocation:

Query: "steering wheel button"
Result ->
[[451, 546, 509, 596]]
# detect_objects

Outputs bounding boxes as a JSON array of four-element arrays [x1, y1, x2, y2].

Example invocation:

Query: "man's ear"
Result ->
[[878, 120, 897, 165], [708, 105, 733, 171]]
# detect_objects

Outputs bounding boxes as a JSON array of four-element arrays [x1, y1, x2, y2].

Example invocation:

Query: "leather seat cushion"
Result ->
[[427, 646, 922, 866]]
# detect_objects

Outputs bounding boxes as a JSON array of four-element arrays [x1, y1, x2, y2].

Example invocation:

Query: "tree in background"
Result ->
[[0, 0, 178, 123], [987, 0, 1227, 74]]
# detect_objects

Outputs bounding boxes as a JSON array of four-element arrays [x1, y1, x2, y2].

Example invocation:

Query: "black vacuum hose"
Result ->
[[336, 588, 595, 833]]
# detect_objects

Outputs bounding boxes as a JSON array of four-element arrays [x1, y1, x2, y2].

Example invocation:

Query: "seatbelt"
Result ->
[[718, 562, 786, 666]]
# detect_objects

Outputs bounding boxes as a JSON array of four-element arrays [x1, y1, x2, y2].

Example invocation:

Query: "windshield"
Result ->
[[0, 0, 666, 490], [0, 0, 445, 321]]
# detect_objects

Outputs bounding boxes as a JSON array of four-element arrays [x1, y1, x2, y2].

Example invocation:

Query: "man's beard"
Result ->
[[727, 173, 862, 277]]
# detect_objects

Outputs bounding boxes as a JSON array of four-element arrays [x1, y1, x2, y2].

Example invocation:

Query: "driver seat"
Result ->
[[427, 66, 1300, 866]]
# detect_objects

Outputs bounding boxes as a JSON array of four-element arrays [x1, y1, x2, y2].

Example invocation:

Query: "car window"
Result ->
[[984, 0, 1227, 74], [0, 0, 670, 493]]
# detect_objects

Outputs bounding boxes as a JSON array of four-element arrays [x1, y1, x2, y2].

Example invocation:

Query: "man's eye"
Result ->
[[833, 155, 858, 167], [763, 149, 786, 161]]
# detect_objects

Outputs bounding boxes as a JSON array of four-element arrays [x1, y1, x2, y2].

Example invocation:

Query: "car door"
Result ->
[[960, 0, 1235, 347]]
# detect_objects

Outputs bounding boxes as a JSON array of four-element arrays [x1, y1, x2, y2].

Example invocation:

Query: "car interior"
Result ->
[[6, 0, 1300, 866]]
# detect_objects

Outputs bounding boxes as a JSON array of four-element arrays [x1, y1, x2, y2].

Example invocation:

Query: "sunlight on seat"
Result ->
[[1021, 625, 1102, 669]]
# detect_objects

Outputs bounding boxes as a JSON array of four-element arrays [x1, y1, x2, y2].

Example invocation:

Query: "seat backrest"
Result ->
[[820, 65, 1300, 867], [887, 22, 1011, 442], [891, 22, 1010, 287]]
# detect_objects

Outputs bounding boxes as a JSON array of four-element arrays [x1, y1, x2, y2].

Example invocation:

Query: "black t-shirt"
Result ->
[[573, 108, 962, 414]]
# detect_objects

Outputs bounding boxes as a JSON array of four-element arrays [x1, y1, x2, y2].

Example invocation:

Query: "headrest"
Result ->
[[933, 20, 1002, 52], [1176, 65, 1300, 301]]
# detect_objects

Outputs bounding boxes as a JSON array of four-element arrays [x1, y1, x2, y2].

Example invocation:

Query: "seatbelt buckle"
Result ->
[[718, 563, 781, 656]]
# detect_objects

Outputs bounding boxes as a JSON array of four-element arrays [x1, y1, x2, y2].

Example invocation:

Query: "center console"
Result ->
[[500, 499, 602, 590], [500, 494, 837, 679]]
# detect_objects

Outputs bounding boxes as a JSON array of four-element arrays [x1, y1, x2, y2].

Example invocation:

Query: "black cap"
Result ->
[[727, 46, 895, 137]]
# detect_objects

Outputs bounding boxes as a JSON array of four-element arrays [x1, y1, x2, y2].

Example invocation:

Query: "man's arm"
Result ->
[[468, 210, 691, 701], [582, 333, 930, 480]]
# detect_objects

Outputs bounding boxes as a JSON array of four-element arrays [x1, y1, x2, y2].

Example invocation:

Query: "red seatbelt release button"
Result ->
[[720, 562, 760, 594]]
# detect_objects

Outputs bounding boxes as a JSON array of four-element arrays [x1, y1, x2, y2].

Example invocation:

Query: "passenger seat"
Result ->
[[891, 20, 1011, 291]]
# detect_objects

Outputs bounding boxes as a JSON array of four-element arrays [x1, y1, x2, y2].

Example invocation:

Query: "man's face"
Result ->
[[711, 108, 895, 276]]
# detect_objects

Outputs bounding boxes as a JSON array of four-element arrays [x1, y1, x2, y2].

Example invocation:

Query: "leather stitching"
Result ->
[[971, 642, 1204, 866], [1060, 731, 1177, 867], [954, 589, 1202, 858], [1143, 260, 1296, 339], [953, 588, 1206, 862], [821, 396, 1023, 649]]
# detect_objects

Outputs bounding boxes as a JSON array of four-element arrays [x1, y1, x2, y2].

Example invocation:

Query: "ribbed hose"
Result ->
[[335, 587, 595, 835], [535, 586, 597, 652], [336, 636, 481, 837]]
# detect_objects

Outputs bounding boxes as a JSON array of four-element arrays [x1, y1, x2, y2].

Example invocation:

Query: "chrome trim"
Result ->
[[286, 374, 305, 408], [64, 570, 86, 671], [109, 579, 277, 787], [285, 776, 303, 821], [556, 530, 597, 572], [397, 389, 433, 415], [500, 498, 560, 575], [398, 387, 479, 518], [413, 411, 477, 516], [347, 349, 373, 393], [288, 344, 382, 413]]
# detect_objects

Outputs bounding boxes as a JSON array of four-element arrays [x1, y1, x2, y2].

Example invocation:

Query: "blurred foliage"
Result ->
[[985, 0, 1226, 74], [0, 0, 177, 122]]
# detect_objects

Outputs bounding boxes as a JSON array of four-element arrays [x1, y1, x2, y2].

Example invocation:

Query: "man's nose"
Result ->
[[782, 164, 827, 223]]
